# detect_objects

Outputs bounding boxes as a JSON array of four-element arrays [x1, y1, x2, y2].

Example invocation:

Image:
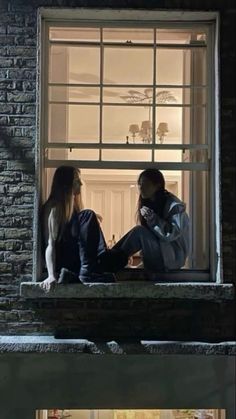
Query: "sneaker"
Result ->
[[58, 268, 80, 284], [96, 249, 128, 273], [80, 272, 116, 283]]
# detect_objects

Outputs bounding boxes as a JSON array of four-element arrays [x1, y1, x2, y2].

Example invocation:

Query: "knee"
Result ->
[[131, 225, 147, 235], [79, 209, 97, 221]]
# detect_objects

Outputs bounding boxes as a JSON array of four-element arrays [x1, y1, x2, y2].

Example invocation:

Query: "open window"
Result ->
[[37, 12, 220, 281], [36, 409, 225, 419]]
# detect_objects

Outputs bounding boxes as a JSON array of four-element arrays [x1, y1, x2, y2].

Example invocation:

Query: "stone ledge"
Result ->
[[20, 281, 235, 300], [0, 336, 235, 355]]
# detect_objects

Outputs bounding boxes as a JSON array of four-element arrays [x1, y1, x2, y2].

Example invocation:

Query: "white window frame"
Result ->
[[34, 8, 221, 283]]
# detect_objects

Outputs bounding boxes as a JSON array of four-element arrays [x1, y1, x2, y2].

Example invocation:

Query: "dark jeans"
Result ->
[[58, 209, 127, 279], [77, 209, 107, 276], [113, 225, 165, 271]]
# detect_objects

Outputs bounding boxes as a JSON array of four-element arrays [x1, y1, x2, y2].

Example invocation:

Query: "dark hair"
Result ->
[[136, 168, 167, 225], [137, 168, 165, 190], [42, 165, 81, 240]]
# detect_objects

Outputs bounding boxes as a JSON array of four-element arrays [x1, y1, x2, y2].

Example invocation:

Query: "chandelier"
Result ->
[[121, 88, 176, 143]]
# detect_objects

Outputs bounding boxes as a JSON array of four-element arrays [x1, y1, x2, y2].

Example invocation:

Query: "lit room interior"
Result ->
[[43, 26, 209, 269]]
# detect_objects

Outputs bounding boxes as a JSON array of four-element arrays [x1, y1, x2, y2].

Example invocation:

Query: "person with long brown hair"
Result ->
[[113, 168, 189, 272], [40, 165, 127, 291]]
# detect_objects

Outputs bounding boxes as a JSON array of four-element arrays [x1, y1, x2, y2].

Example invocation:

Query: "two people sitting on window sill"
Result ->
[[114, 168, 189, 272], [40, 166, 189, 291]]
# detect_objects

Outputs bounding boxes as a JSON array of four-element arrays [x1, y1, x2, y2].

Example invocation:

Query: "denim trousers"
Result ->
[[61, 209, 127, 277], [113, 225, 165, 271], [74, 209, 107, 276]]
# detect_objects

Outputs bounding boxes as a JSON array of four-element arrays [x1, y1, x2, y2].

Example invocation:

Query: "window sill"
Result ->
[[20, 281, 235, 301], [0, 336, 235, 355]]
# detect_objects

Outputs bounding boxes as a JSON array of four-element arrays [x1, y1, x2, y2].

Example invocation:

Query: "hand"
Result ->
[[39, 275, 57, 292], [140, 206, 154, 220], [140, 206, 157, 226]]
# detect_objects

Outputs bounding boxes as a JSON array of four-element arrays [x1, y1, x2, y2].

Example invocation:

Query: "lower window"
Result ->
[[36, 409, 225, 419]]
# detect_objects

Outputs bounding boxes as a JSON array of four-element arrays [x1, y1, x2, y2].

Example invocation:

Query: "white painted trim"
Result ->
[[33, 10, 45, 282], [40, 8, 219, 22], [44, 160, 208, 171], [213, 13, 222, 284], [49, 83, 207, 87], [45, 143, 209, 150], [38, 9, 219, 282]]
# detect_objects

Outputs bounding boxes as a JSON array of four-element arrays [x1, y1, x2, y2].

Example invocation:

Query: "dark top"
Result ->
[[41, 205, 81, 275]]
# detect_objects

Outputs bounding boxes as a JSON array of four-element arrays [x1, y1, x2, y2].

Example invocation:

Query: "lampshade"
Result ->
[[129, 124, 140, 134], [141, 120, 151, 130], [157, 122, 169, 134]]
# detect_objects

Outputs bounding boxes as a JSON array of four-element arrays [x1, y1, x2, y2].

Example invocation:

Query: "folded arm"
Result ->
[[141, 206, 187, 242]]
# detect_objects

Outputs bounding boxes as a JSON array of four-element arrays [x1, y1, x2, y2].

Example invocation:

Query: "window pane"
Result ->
[[103, 105, 152, 143], [156, 87, 206, 105], [103, 87, 153, 104], [156, 106, 182, 143], [104, 47, 153, 85], [49, 45, 100, 84], [48, 148, 99, 160], [156, 106, 206, 145], [49, 86, 100, 103], [102, 149, 151, 161], [155, 150, 182, 162], [156, 48, 185, 85], [156, 48, 206, 86], [103, 28, 154, 43], [48, 104, 99, 142], [49, 27, 100, 42], [156, 28, 207, 45], [172, 411, 216, 419], [155, 149, 208, 163]]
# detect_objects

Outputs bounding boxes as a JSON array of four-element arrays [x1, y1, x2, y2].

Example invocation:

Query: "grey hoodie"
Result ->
[[149, 193, 189, 269]]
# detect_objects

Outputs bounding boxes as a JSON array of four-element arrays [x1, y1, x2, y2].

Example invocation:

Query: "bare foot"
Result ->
[[39, 276, 57, 292], [128, 256, 134, 266]]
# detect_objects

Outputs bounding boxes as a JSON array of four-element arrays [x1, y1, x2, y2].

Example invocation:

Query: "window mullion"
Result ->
[[43, 22, 50, 203], [45, 143, 209, 150], [152, 28, 156, 163], [99, 27, 103, 161], [44, 159, 208, 171]]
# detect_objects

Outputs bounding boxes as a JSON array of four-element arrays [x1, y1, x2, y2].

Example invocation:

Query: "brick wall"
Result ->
[[0, 0, 236, 339]]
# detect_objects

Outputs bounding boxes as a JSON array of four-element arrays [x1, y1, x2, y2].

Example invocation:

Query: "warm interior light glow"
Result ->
[[36, 409, 224, 419]]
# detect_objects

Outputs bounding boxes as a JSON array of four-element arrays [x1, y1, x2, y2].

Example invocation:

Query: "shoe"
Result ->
[[58, 268, 80, 284], [80, 272, 116, 283], [96, 249, 128, 273]]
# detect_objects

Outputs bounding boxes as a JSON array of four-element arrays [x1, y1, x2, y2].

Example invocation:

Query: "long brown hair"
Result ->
[[136, 168, 166, 225], [43, 166, 82, 240]]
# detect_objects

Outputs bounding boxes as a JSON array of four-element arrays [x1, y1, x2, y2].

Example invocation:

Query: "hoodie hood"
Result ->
[[164, 192, 186, 216]]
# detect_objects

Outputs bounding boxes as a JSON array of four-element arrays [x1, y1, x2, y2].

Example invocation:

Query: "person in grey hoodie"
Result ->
[[113, 168, 189, 271]]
